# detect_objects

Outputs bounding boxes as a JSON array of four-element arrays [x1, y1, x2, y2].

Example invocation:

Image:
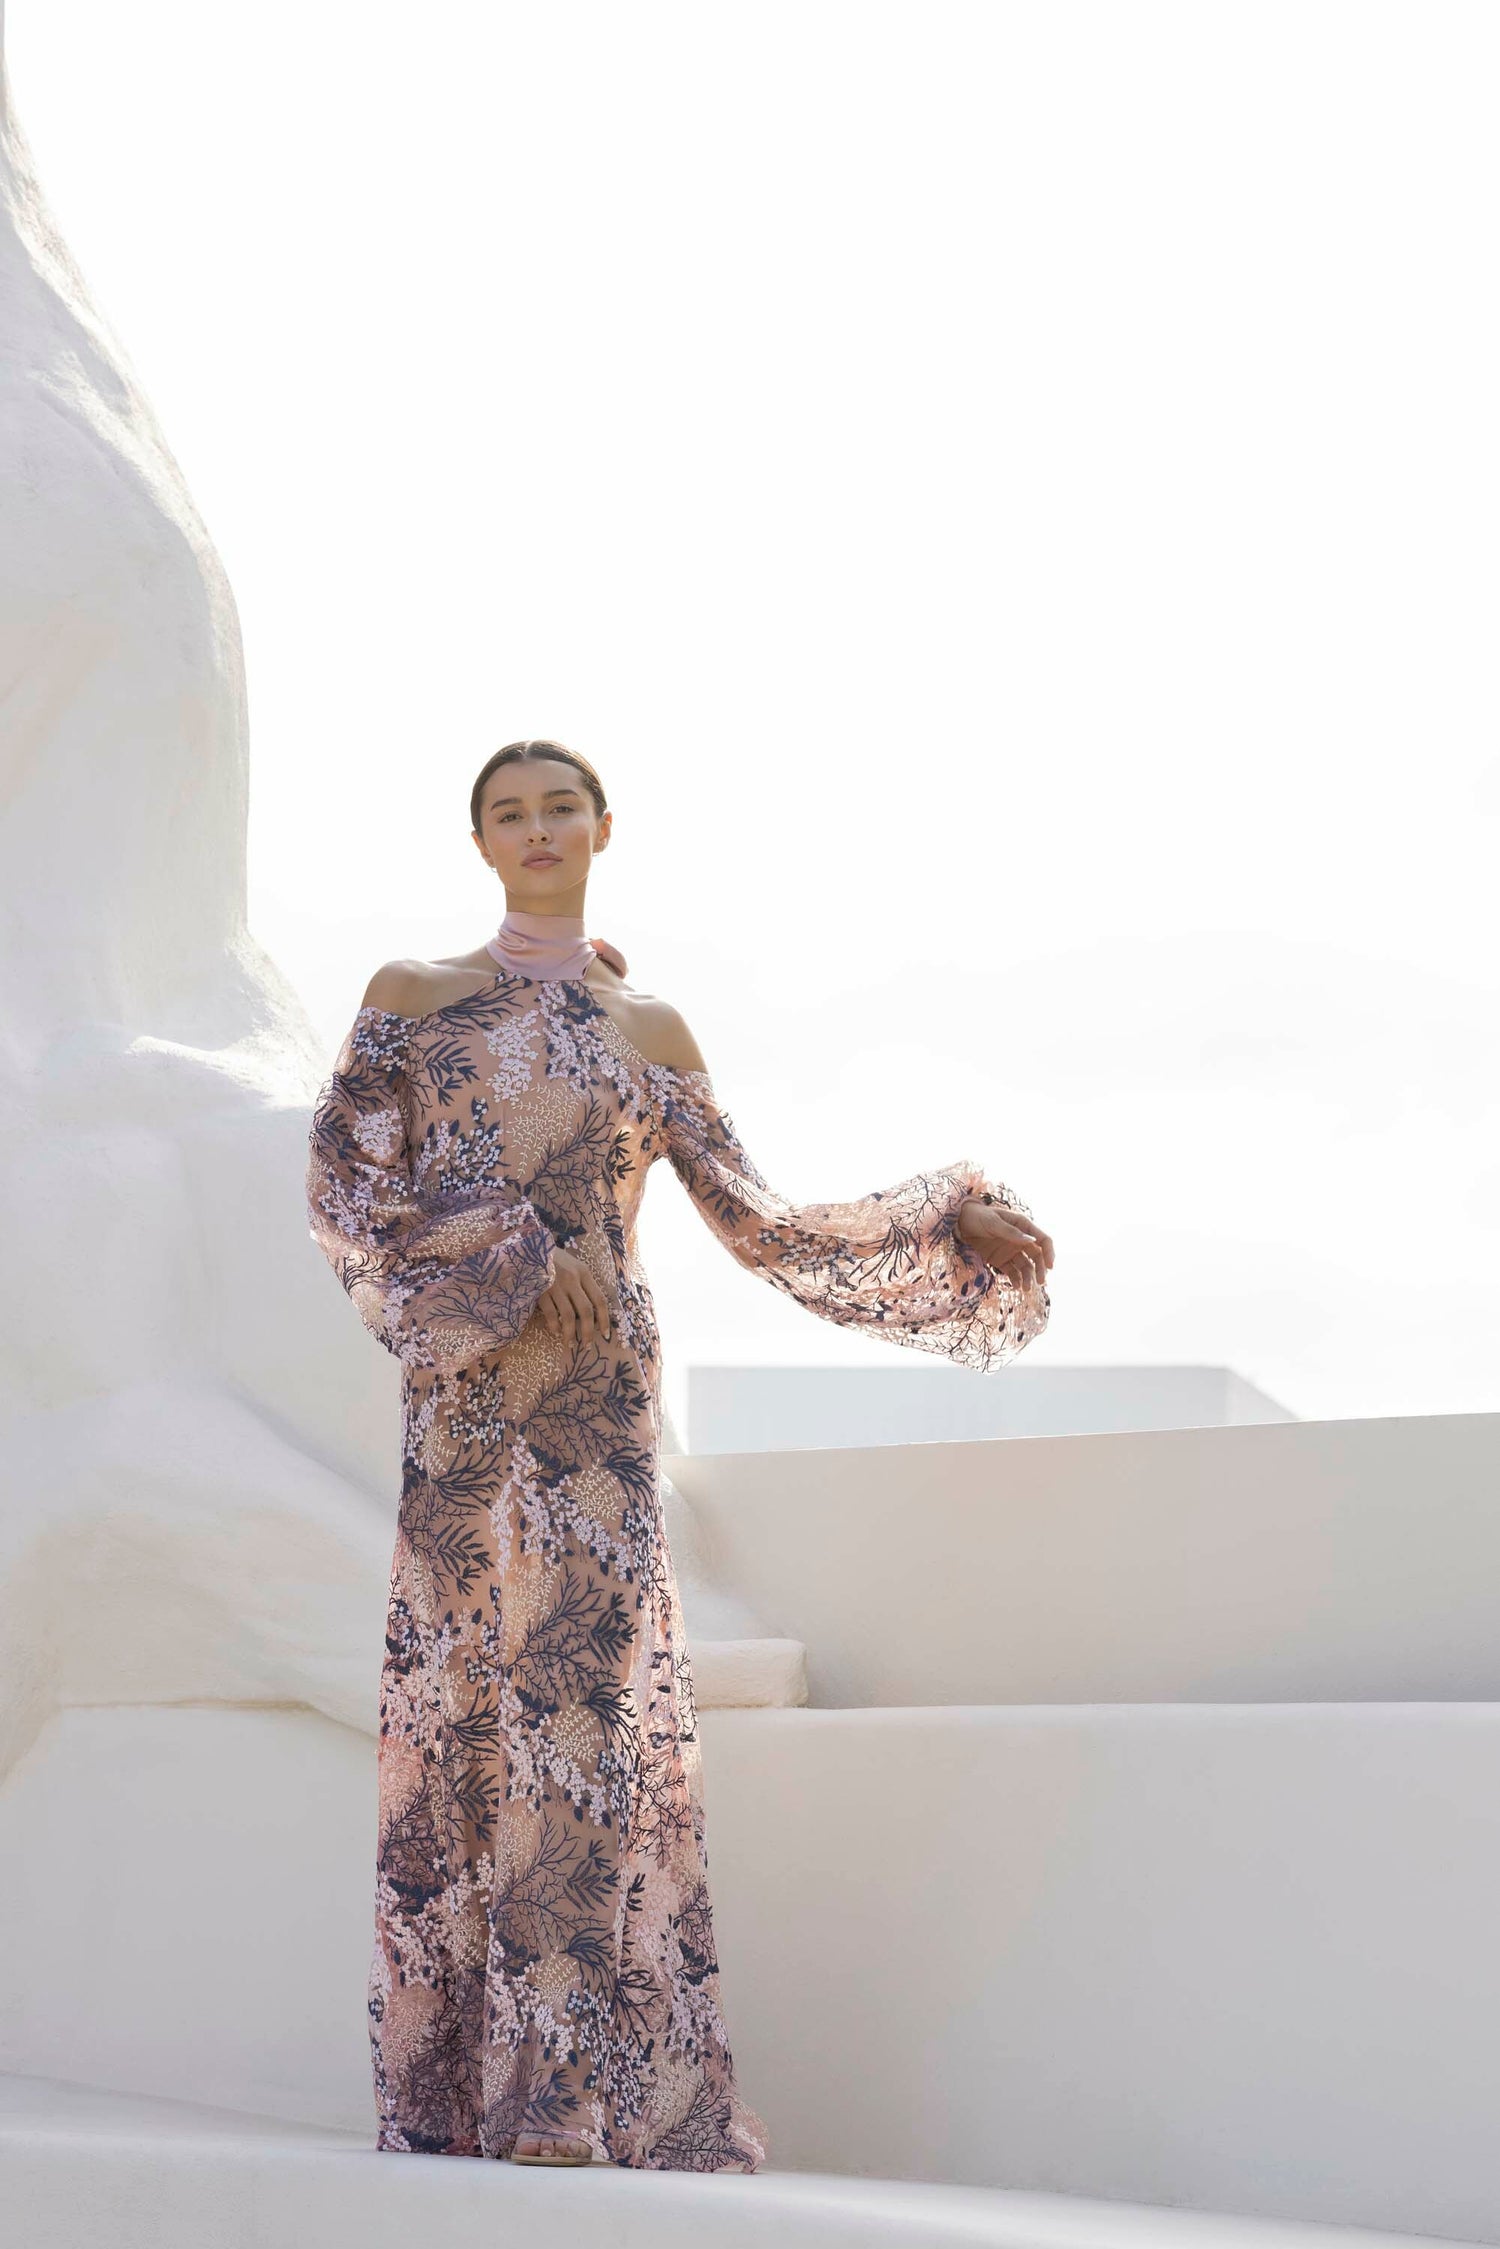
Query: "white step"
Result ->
[[666, 1412, 1500, 1705], [0, 2073, 1482, 2249], [4, 1702, 1500, 2242]]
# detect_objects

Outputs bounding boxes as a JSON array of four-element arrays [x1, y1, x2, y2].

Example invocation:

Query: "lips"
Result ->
[[523, 854, 561, 866]]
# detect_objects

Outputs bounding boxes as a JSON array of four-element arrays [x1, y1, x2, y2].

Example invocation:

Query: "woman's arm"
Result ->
[[642, 1003, 1051, 1375], [305, 991, 559, 1374]]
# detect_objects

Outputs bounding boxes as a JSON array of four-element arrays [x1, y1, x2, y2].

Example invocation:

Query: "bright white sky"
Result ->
[[9, 1, 1499, 1428]]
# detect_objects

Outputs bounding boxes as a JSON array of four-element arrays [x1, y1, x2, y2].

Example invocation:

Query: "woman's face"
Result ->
[[474, 756, 608, 897]]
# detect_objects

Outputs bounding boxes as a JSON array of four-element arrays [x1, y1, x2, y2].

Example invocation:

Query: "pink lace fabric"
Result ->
[[306, 969, 1049, 2171]]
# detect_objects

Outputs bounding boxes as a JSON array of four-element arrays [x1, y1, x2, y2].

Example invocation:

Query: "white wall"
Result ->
[[687, 1362, 1293, 1452]]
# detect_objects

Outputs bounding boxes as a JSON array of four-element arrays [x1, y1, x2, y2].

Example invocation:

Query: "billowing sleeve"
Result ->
[[306, 1005, 559, 1375], [646, 1062, 1049, 1374]]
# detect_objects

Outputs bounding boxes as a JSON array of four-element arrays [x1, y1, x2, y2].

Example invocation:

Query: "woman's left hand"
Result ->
[[957, 1196, 1055, 1292]]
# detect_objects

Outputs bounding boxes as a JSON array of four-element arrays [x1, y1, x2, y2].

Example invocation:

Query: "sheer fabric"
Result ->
[[306, 969, 1048, 2170]]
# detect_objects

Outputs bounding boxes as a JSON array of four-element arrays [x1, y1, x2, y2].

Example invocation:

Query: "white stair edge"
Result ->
[[0, 2074, 1489, 2249]]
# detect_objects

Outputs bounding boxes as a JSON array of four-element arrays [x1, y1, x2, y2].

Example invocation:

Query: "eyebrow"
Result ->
[[487, 787, 582, 807]]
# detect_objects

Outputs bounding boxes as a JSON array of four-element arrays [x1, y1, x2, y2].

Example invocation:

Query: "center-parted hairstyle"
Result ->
[[470, 739, 609, 833]]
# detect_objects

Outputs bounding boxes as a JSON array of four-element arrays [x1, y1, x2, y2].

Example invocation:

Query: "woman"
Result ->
[[305, 738, 1054, 2173]]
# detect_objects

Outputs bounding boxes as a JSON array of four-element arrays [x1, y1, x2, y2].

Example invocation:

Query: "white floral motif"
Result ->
[[534, 980, 650, 1120], [352, 1104, 404, 1160], [483, 1007, 543, 1103], [499, 1668, 618, 1824], [489, 1431, 640, 1584]]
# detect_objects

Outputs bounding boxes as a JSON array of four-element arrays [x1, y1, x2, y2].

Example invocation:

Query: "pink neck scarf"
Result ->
[[485, 910, 626, 982]]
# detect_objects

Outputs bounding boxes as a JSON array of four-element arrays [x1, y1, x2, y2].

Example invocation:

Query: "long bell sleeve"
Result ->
[[645, 1061, 1049, 1374], [306, 1005, 559, 1375]]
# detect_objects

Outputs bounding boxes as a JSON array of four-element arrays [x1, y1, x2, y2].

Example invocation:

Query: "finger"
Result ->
[[1005, 1214, 1050, 1259], [583, 1273, 613, 1340], [993, 1222, 1039, 1266], [571, 1279, 601, 1343], [1005, 1216, 1055, 1271]]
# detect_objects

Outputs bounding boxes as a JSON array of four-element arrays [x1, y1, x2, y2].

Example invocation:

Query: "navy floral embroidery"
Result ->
[[306, 970, 1048, 2169]]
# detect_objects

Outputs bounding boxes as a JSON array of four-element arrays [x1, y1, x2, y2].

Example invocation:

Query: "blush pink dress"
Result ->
[[305, 964, 1050, 2170]]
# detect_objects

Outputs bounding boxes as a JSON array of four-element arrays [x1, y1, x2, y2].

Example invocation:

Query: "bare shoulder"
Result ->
[[602, 983, 710, 1074], [639, 998, 709, 1073], [360, 958, 470, 1019]]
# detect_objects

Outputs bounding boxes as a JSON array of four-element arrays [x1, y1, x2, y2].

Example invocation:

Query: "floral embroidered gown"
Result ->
[[305, 965, 1050, 2172]]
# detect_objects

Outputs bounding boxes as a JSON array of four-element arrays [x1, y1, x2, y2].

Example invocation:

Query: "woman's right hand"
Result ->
[[536, 1246, 615, 1346]]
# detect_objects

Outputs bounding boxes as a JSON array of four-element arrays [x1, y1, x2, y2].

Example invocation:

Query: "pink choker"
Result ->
[[485, 910, 626, 983]]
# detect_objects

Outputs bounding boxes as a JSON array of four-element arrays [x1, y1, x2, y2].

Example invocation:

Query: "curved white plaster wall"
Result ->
[[0, 43, 315, 1064], [0, 15, 341, 1771]]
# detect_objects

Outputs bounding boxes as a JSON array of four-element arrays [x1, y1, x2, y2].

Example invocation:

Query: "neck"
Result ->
[[486, 907, 596, 981], [503, 884, 588, 919], [500, 906, 585, 929]]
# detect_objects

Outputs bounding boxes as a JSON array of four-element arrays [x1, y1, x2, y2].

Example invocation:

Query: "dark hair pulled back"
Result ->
[[470, 740, 608, 833]]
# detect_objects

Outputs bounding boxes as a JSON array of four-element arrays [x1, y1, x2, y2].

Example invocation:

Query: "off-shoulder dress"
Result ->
[[305, 966, 1049, 2171]]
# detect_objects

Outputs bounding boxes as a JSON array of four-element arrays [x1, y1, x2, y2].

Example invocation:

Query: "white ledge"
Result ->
[[1, 2073, 1483, 2249]]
